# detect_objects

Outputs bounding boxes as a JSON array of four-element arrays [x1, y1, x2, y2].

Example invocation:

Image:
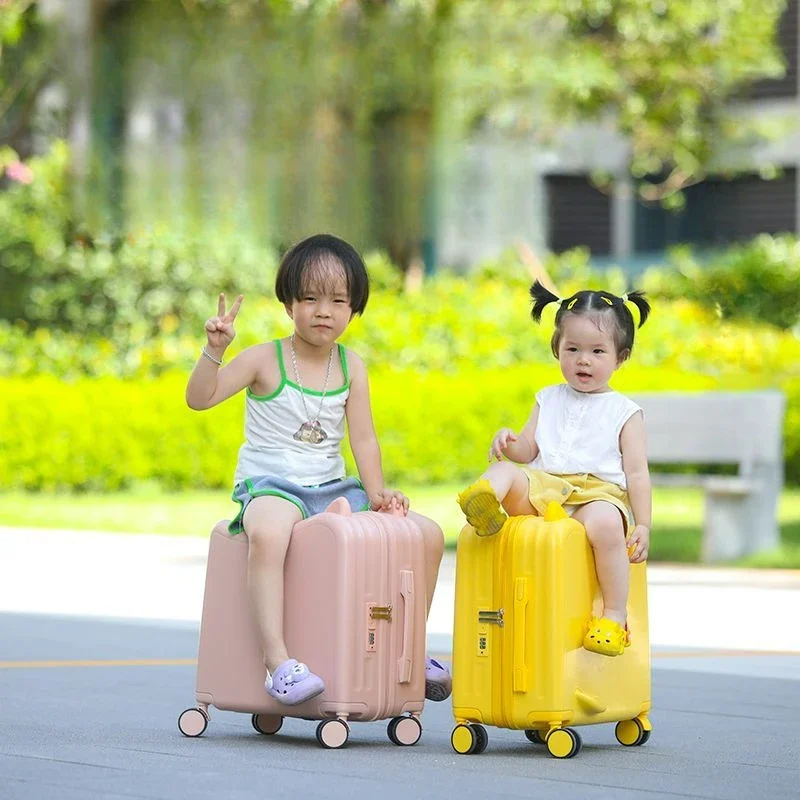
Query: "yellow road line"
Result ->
[[0, 658, 197, 669], [432, 650, 800, 661], [653, 649, 799, 659], [0, 649, 797, 669], [432, 650, 800, 660]]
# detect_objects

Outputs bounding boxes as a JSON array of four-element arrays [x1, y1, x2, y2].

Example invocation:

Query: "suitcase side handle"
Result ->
[[513, 577, 529, 693], [397, 570, 415, 683]]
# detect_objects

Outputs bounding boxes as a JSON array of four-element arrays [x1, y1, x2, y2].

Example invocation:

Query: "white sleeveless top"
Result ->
[[529, 383, 642, 489], [233, 341, 349, 486]]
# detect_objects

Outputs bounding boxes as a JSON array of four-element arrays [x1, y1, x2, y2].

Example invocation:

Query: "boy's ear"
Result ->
[[617, 348, 631, 365], [284, 303, 294, 320]]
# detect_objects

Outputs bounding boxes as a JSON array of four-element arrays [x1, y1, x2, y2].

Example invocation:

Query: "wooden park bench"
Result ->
[[630, 391, 786, 563]]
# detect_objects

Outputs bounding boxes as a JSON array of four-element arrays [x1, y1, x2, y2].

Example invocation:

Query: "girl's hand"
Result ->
[[627, 525, 650, 563], [489, 428, 518, 462], [370, 488, 409, 515], [205, 293, 244, 352]]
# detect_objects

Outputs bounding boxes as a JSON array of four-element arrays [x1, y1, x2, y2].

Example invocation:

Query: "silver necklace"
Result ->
[[289, 334, 334, 445]]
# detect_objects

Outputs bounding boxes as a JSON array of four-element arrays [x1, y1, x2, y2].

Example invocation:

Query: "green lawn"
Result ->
[[2, 485, 799, 568]]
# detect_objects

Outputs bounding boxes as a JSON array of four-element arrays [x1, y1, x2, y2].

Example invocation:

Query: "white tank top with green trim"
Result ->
[[233, 340, 350, 486]]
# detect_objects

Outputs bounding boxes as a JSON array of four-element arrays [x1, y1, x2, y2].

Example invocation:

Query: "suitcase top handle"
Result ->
[[322, 497, 408, 518], [324, 497, 352, 516]]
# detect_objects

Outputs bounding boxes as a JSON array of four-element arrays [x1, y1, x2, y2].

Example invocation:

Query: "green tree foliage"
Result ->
[[33, 0, 783, 268], [0, 1, 54, 157], [0, 0, 791, 281], [0, 142, 277, 337], [655, 235, 800, 330], [191, 0, 789, 204]]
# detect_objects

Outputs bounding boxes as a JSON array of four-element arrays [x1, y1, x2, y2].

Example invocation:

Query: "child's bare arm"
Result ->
[[186, 346, 263, 410], [185, 293, 257, 410], [489, 405, 540, 464], [344, 351, 405, 510], [621, 411, 652, 562]]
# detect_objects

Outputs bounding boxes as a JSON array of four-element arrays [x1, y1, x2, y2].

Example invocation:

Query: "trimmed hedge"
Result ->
[[3, 367, 798, 491], [652, 235, 800, 331], [2, 290, 799, 381]]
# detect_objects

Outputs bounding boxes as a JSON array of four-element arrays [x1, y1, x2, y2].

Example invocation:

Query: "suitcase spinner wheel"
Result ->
[[615, 716, 652, 747], [546, 728, 582, 759], [450, 723, 488, 755], [178, 707, 209, 738], [251, 714, 283, 736], [524, 729, 547, 745], [387, 715, 422, 746], [316, 718, 350, 749]]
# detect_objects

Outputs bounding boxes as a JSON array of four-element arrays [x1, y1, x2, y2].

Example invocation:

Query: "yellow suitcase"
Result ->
[[451, 503, 652, 758]]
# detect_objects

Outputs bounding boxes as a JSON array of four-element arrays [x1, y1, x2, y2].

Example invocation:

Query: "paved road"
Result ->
[[1, 527, 799, 799]]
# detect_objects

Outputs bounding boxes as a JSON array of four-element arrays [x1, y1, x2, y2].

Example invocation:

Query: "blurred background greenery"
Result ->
[[1, 0, 799, 564]]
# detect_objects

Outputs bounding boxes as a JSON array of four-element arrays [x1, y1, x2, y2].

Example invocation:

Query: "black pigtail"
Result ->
[[530, 280, 561, 323], [625, 289, 651, 328]]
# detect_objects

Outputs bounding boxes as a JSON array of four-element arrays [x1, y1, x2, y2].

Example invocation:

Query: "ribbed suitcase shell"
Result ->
[[194, 500, 426, 725], [452, 513, 651, 732]]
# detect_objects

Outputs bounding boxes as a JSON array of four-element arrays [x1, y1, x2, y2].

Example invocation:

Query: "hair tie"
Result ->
[[566, 298, 578, 310], [600, 296, 613, 306]]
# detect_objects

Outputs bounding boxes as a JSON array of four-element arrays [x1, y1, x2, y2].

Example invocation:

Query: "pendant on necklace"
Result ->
[[293, 420, 328, 444]]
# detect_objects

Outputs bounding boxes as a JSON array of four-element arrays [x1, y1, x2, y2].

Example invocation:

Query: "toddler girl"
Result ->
[[457, 281, 652, 656]]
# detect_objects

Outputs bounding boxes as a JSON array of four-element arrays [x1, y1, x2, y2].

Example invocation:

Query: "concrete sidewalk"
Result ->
[[3, 526, 799, 669]]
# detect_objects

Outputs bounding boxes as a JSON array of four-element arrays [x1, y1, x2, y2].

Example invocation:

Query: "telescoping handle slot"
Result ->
[[397, 570, 415, 683]]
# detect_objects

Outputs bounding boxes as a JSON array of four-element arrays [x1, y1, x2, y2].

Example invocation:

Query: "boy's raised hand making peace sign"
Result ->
[[205, 293, 244, 353]]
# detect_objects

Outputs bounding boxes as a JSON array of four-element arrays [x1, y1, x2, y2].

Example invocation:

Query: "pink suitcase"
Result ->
[[178, 498, 428, 748]]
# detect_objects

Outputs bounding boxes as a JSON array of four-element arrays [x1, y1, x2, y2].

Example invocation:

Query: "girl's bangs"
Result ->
[[299, 254, 349, 295]]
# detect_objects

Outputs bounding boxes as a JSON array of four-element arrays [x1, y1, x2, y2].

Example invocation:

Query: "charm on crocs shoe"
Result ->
[[583, 617, 628, 657], [457, 479, 507, 537], [265, 658, 325, 705], [425, 656, 452, 702]]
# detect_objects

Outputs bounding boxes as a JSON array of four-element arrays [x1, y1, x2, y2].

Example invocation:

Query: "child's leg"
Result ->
[[571, 501, 629, 626], [406, 510, 444, 617], [482, 461, 537, 515], [241, 494, 325, 704], [242, 495, 303, 673], [458, 461, 535, 536], [406, 509, 452, 701]]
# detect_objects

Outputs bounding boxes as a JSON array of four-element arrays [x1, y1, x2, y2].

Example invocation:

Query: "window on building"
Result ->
[[545, 175, 611, 254], [634, 169, 798, 251]]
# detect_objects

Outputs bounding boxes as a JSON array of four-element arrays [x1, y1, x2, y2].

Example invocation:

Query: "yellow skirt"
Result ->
[[519, 468, 633, 535]]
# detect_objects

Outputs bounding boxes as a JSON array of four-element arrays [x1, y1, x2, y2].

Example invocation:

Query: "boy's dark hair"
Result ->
[[275, 233, 370, 315], [530, 280, 651, 361]]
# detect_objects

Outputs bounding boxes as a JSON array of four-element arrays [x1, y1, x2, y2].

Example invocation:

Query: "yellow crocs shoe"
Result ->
[[583, 617, 629, 657], [457, 478, 507, 537]]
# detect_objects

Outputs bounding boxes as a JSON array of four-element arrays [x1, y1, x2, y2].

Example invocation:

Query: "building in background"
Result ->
[[33, 0, 800, 271], [438, 1, 799, 271]]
